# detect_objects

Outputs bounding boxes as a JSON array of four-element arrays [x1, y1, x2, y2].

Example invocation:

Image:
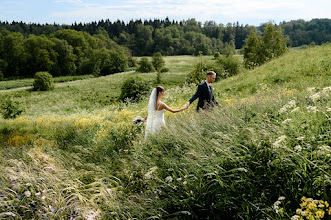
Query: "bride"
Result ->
[[142, 86, 187, 137]]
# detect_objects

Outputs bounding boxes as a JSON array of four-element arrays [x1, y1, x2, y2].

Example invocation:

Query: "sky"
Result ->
[[0, 0, 331, 26]]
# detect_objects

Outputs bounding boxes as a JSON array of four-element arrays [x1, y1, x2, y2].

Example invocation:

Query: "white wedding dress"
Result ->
[[145, 88, 166, 138]]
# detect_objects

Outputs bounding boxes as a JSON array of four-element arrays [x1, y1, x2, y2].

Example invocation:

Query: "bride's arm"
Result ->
[[161, 102, 187, 113]]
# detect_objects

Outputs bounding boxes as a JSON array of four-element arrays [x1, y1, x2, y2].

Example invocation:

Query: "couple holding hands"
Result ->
[[141, 71, 221, 137]]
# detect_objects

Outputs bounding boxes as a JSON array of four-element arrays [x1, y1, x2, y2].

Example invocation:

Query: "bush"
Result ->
[[216, 55, 241, 78], [160, 67, 169, 73], [152, 52, 165, 71], [119, 76, 151, 102], [136, 57, 155, 73], [0, 97, 24, 119], [33, 71, 54, 91], [214, 52, 221, 59]]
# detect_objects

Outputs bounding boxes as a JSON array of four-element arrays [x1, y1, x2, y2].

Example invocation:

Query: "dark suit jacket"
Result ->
[[189, 81, 219, 111]]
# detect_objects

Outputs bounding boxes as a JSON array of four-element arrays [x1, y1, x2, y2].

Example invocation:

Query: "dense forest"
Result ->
[[1, 18, 330, 79]]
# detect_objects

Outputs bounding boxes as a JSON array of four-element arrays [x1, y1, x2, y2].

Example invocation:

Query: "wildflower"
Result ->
[[296, 209, 302, 214], [307, 87, 315, 93], [282, 119, 293, 124], [24, 191, 31, 197], [326, 107, 331, 112], [310, 92, 321, 102], [322, 86, 331, 93], [183, 181, 187, 185], [297, 136, 305, 141], [294, 145, 302, 152], [291, 107, 300, 113], [315, 210, 325, 219], [273, 135, 287, 148], [274, 201, 281, 206], [144, 166, 158, 179], [307, 106, 319, 113], [279, 105, 288, 114], [307, 202, 317, 210], [177, 177, 182, 181], [165, 176, 173, 183], [291, 215, 300, 220], [318, 204, 325, 208], [288, 100, 296, 108], [278, 196, 286, 201]]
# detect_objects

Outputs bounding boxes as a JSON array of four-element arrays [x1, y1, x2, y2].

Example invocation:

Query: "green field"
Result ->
[[0, 46, 330, 219]]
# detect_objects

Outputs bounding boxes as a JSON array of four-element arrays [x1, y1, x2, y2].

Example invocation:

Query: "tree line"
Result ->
[[0, 29, 129, 79], [0, 18, 256, 56], [1, 18, 331, 56]]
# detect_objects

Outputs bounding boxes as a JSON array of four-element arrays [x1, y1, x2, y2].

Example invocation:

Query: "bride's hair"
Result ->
[[156, 86, 164, 97]]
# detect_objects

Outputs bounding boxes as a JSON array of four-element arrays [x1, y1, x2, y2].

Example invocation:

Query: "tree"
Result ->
[[119, 76, 151, 102], [243, 23, 288, 68], [136, 57, 154, 73], [152, 52, 165, 71]]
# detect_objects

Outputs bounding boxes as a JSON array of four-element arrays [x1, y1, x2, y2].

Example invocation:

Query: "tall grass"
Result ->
[[0, 45, 330, 219]]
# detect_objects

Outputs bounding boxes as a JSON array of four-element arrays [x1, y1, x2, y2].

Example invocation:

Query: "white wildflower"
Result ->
[[318, 204, 325, 208], [307, 87, 316, 93], [296, 136, 305, 141], [177, 177, 182, 181], [288, 100, 296, 108], [278, 196, 286, 201], [144, 166, 158, 179], [291, 215, 300, 220], [294, 145, 302, 152], [282, 119, 293, 124], [307, 106, 319, 113], [322, 86, 331, 93], [313, 200, 319, 204], [273, 135, 287, 148], [183, 181, 187, 185], [326, 107, 331, 112], [165, 176, 173, 183], [296, 209, 302, 214], [279, 105, 289, 114], [291, 107, 300, 113], [24, 191, 31, 197], [310, 92, 321, 102], [274, 201, 281, 206]]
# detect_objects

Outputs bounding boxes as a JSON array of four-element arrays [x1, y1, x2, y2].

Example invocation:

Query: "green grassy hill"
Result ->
[[0, 45, 330, 219]]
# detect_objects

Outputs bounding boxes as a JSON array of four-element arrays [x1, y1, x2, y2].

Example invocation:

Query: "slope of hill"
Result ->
[[0, 45, 330, 219]]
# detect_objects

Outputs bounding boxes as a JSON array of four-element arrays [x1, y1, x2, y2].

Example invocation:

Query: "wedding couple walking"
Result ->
[[141, 71, 221, 137]]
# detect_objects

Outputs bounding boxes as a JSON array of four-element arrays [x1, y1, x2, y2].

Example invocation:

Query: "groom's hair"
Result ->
[[206, 71, 216, 76], [156, 86, 164, 96]]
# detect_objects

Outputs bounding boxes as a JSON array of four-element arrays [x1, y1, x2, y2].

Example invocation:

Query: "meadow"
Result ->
[[0, 46, 330, 219]]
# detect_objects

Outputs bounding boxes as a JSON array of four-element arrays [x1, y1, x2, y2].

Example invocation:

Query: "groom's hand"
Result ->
[[218, 104, 222, 109]]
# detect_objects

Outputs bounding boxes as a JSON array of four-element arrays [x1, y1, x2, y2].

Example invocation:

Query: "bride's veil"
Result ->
[[145, 88, 157, 137]]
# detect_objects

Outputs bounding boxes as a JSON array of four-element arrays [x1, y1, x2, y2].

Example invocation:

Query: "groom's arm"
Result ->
[[185, 85, 202, 108], [189, 84, 202, 103]]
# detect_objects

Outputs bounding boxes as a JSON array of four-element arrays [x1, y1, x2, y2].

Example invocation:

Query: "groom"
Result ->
[[184, 71, 221, 111]]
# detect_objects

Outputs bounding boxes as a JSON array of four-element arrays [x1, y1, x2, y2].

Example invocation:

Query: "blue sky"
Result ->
[[1, 0, 331, 26]]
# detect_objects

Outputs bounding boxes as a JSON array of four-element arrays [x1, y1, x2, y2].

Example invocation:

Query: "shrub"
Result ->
[[119, 76, 151, 102], [152, 52, 165, 71], [186, 59, 223, 84], [136, 57, 154, 73], [216, 55, 241, 78], [214, 52, 221, 59], [160, 67, 169, 73], [0, 97, 24, 119], [33, 71, 54, 91]]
